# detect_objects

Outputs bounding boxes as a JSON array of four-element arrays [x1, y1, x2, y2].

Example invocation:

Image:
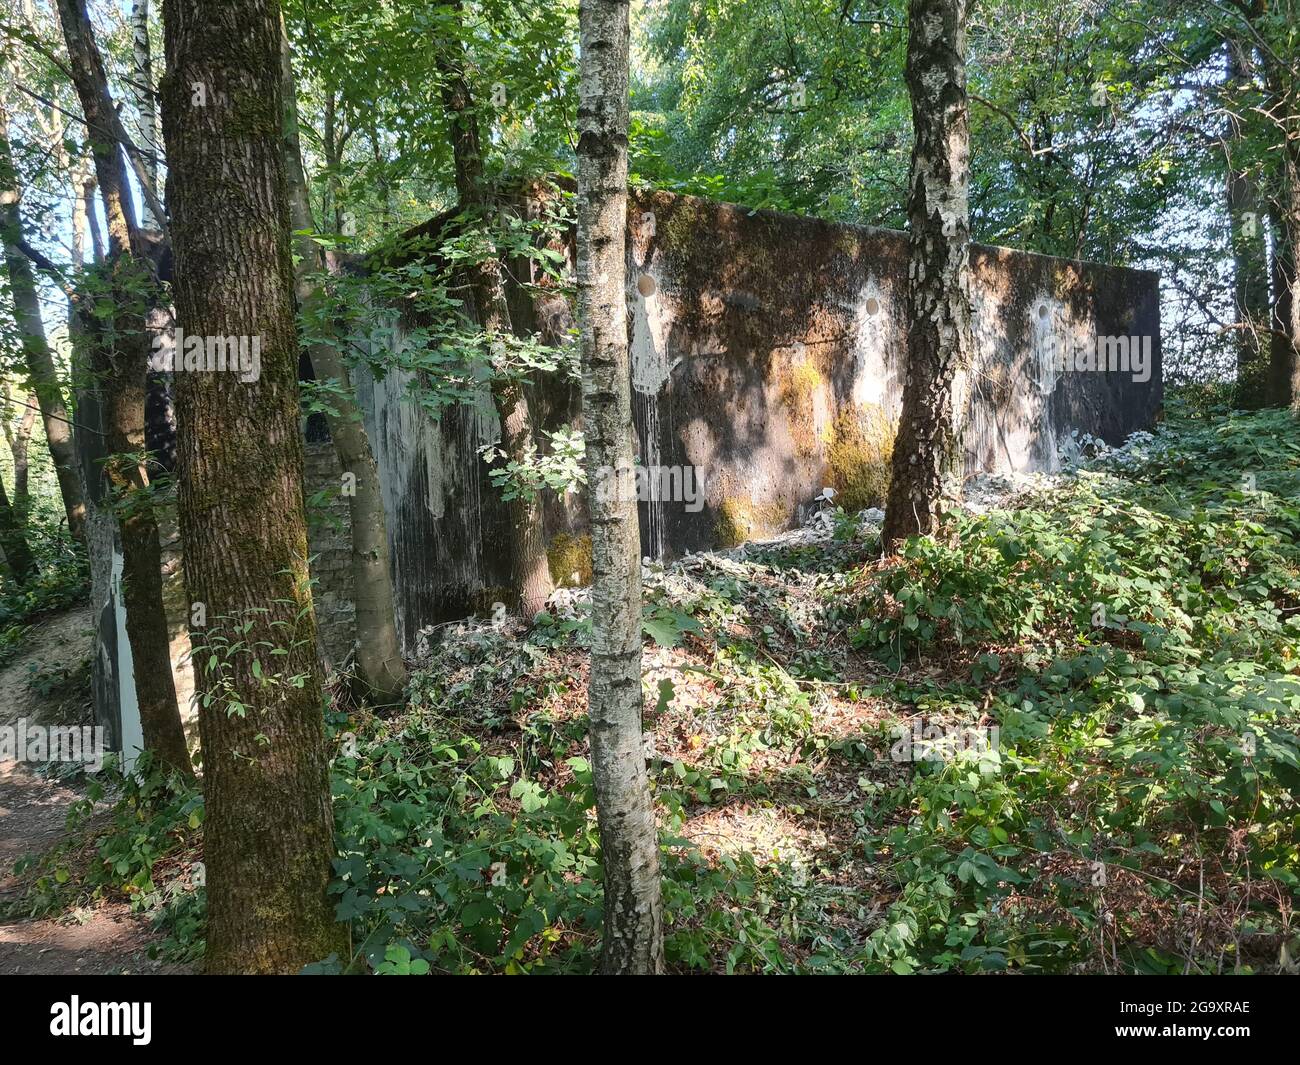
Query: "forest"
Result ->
[[0, 0, 1297, 989]]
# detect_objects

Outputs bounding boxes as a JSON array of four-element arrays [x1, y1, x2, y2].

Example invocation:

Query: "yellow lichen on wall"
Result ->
[[826, 403, 895, 512], [778, 357, 825, 458], [547, 533, 593, 587], [715, 496, 792, 547]]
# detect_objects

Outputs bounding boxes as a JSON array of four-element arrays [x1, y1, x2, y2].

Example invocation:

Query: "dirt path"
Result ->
[[0, 606, 94, 731], [0, 606, 188, 974]]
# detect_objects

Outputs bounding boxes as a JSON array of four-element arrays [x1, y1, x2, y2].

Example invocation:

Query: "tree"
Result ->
[[1194, 0, 1300, 407], [882, 0, 973, 549], [0, 465, 37, 580], [279, 15, 406, 706], [55, 0, 191, 776], [1, 382, 37, 509], [0, 101, 87, 542], [1267, 51, 1300, 410], [1271, 204, 1296, 406], [160, 0, 343, 973], [130, 0, 162, 232], [272, 1, 563, 622], [1223, 33, 1272, 406], [436, 2, 552, 619], [576, 0, 665, 974]]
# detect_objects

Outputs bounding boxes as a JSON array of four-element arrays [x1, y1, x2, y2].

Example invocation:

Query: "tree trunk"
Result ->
[[1253, 6, 1300, 409], [3, 386, 37, 507], [160, 0, 343, 974], [130, 0, 161, 231], [81, 171, 105, 262], [0, 466, 37, 581], [0, 111, 87, 542], [882, 0, 974, 550], [56, 0, 191, 776], [278, 15, 406, 706], [1270, 205, 1298, 408], [438, 8, 553, 618], [67, 136, 128, 788], [576, 0, 665, 975], [1275, 140, 1300, 409], [1225, 39, 1271, 407]]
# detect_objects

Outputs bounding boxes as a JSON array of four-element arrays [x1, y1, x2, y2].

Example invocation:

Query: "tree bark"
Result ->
[[81, 170, 104, 263], [3, 386, 37, 507], [1270, 199, 1298, 407], [1225, 38, 1271, 407], [130, 0, 161, 231], [1246, 2, 1300, 409], [437, 7, 553, 618], [160, 0, 343, 974], [1276, 139, 1300, 409], [278, 15, 406, 706], [0, 109, 87, 542], [56, 0, 191, 776], [0, 466, 37, 581], [882, 0, 974, 549], [577, 0, 665, 975]]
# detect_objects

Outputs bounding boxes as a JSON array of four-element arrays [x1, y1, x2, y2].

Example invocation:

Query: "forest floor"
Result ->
[[4, 402, 1298, 975], [0, 605, 187, 974], [328, 406, 1300, 974]]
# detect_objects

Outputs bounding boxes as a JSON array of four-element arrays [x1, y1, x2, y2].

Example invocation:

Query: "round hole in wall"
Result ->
[[1037, 303, 1049, 320], [637, 274, 657, 297], [864, 297, 880, 316]]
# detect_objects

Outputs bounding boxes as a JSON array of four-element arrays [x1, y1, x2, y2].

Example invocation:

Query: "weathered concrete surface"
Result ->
[[339, 189, 1160, 650], [625, 190, 1162, 556], [87, 185, 1164, 725], [351, 345, 516, 652], [303, 439, 358, 667]]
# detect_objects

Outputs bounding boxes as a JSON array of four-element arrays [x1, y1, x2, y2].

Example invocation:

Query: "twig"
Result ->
[[0, 393, 104, 437]]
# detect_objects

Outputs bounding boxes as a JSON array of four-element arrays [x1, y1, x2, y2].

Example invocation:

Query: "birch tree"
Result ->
[[129, 0, 161, 231], [576, 0, 664, 975], [882, 0, 973, 549]]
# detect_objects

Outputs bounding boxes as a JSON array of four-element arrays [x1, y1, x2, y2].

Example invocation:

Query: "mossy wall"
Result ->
[[623, 189, 1161, 555], [347, 189, 1161, 650]]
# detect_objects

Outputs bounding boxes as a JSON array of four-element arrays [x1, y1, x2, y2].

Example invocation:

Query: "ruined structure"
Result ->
[[349, 189, 1161, 652], [92, 188, 1162, 756]]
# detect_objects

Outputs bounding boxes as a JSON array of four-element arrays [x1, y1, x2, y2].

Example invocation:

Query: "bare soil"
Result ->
[[0, 606, 190, 974]]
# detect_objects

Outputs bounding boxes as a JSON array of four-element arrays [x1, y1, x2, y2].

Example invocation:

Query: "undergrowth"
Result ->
[[9, 401, 1298, 974]]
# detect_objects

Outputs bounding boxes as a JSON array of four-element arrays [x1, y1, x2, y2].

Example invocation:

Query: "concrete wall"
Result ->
[[92, 187, 1163, 752], [626, 190, 1162, 556], [304, 439, 357, 667], [351, 357, 514, 652], [340, 189, 1161, 651]]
